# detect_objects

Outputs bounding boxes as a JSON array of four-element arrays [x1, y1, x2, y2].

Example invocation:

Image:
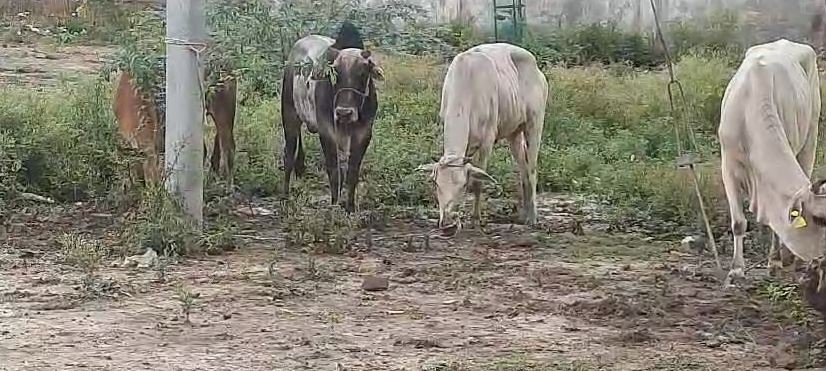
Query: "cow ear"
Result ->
[[325, 47, 340, 62], [466, 164, 496, 184], [370, 64, 385, 81], [364, 52, 384, 81]]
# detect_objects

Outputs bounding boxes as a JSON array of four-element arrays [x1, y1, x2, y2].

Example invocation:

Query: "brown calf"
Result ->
[[206, 77, 237, 186], [112, 71, 237, 186], [113, 70, 161, 184]]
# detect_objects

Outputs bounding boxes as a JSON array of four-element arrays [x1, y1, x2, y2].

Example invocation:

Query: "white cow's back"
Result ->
[[439, 43, 548, 155]]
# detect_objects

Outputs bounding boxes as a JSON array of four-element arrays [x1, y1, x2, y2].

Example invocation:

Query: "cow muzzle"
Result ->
[[335, 107, 358, 124], [438, 207, 461, 237]]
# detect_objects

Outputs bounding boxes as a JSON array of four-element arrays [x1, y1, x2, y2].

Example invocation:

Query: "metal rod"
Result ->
[[649, 0, 722, 271]]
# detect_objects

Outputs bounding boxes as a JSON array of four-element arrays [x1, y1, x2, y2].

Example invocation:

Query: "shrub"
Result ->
[[0, 79, 121, 202]]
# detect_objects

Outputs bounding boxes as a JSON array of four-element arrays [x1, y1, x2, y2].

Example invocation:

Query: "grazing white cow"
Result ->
[[417, 43, 549, 231], [719, 38, 825, 283]]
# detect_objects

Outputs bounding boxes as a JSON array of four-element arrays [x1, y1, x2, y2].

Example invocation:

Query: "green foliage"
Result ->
[[523, 23, 661, 68], [284, 193, 359, 254], [102, 10, 165, 96], [123, 184, 201, 257], [205, 0, 456, 100], [175, 283, 197, 324], [0, 79, 121, 202], [667, 11, 746, 63], [758, 280, 812, 325]]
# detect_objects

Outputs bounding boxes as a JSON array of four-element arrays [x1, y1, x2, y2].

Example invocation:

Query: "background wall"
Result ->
[[426, 0, 824, 43], [6, 0, 824, 46]]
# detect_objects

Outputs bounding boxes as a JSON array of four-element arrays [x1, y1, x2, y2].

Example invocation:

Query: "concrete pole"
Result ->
[[165, 0, 206, 226]]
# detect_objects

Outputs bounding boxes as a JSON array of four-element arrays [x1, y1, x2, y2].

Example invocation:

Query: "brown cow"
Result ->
[[113, 70, 161, 185], [112, 71, 237, 187], [206, 77, 237, 187]]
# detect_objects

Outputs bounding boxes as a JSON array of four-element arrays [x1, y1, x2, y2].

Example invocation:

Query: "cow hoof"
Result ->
[[723, 268, 746, 288]]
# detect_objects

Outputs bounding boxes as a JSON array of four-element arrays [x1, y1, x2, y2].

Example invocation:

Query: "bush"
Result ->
[[667, 11, 746, 63], [0, 79, 121, 202], [523, 23, 661, 68]]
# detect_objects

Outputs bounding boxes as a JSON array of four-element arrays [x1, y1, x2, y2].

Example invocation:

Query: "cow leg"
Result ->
[[216, 116, 236, 190], [768, 230, 783, 277], [523, 116, 543, 226], [721, 155, 747, 284], [508, 132, 528, 222], [281, 108, 306, 196], [319, 134, 341, 206], [469, 143, 493, 228], [210, 85, 237, 190], [342, 128, 371, 213], [209, 126, 221, 175], [281, 71, 305, 196], [781, 245, 799, 273]]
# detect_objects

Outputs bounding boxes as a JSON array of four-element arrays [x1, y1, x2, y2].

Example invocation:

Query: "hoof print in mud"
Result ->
[[361, 275, 389, 292]]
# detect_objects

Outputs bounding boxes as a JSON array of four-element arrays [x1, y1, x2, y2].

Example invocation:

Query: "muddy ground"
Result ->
[[1, 194, 824, 371], [1, 42, 825, 371]]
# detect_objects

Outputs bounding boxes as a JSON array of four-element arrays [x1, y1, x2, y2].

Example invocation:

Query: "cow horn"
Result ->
[[466, 164, 497, 184], [416, 163, 437, 173]]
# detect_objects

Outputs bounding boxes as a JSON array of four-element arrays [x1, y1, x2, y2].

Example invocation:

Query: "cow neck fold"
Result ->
[[442, 109, 471, 159]]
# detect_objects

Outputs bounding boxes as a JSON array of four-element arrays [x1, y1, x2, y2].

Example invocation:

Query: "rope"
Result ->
[[649, 0, 722, 271], [164, 37, 209, 169]]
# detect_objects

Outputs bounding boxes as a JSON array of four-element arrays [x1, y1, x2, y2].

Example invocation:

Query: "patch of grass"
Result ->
[[757, 279, 813, 326], [283, 193, 360, 255], [122, 184, 201, 257], [482, 356, 597, 371], [58, 232, 107, 275], [175, 283, 197, 325], [539, 232, 669, 261], [200, 218, 241, 255], [58, 232, 110, 292], [652, 356, 712, 371]]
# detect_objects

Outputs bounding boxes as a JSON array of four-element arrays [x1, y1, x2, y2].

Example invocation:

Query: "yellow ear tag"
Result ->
[[792, 210, 808, 229]]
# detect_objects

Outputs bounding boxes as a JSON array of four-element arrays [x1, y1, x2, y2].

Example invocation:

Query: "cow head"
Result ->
[[416, 155, 496, 229], [788, 179, 826, 229], [322, 48, 384, 125]]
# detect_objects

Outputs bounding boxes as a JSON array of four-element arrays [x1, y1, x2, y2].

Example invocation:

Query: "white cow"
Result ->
[[417, 43, 549, 230], [719, 38, 825, 283]]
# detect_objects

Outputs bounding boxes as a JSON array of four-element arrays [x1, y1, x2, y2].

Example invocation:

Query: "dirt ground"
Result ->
[[1, 194, 824, 371], [0, 42, 113, 87], [1, 42, 825, 371]]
